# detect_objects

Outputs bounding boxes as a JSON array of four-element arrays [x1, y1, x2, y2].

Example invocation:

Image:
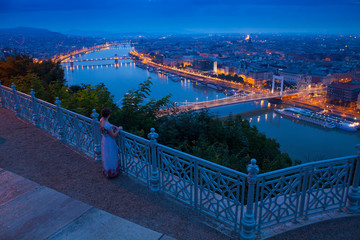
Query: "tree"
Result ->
[[11, 72, 45, 97], [156, 111, 292, 173], [117, 77, 172, 136], [61, 83, 118, 117]]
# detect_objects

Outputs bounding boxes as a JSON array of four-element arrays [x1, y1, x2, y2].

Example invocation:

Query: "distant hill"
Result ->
[[0, 27, 104, 60], [0, 27, 64, 38]]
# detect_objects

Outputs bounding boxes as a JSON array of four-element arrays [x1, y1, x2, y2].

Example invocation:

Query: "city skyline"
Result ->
[[1, 0, 360, 35]]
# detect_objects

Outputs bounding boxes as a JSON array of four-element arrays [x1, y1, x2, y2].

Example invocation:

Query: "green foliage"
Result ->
[[0, 54, 33, 86], [216, 73, 244, 83], [11, 72, 45, 97], [0, 54, 65, 102], [59, 83, 118, 117], [117, 78, 172, 136], [0, 54, 292, 173], [156, 111, 292, 173]]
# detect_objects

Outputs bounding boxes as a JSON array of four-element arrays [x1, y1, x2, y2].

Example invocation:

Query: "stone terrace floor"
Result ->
[[0, 107, 360, 240]]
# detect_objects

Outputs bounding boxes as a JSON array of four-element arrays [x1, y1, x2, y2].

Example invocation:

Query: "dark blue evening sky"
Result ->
[[1, 0, 359, 34]]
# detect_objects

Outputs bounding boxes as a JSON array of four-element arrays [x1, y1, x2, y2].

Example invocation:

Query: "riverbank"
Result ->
[[284, 99, 360, 123], [218, 106, 274, 120], [131, 52, 253, 91]]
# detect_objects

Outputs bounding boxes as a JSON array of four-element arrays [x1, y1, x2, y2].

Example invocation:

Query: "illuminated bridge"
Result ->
[[174, 87, 326, 111], [62, 55, 136, 63]]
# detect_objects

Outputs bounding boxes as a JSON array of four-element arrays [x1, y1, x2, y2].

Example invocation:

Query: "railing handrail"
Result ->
[[120, 130, 151, 144], [62, 107, 93, 122], [258, 155, 358, 178], [36, 97, 57, 108], [1, 84, 12, 91]]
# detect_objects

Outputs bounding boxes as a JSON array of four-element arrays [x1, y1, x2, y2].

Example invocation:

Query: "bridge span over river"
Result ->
[[174, 87, 326, 111]]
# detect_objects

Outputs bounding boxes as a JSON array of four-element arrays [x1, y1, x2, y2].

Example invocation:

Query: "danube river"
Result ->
[[63, 46, 360, 163]]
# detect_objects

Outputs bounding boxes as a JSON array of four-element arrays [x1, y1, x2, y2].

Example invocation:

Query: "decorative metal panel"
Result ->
[[156, 144, 246, 231], [255, 156, 356, 231], [62, 109, 94, 155], [255, 169, 302, 230], [36, 99, 58, 136], [17, 92, 33, 122], [119, 132, 151, 183], [304, 158, 354, 217], [198, 165, 246, 231], [157, 145, 195, 205], [0, 86, 15, 112]]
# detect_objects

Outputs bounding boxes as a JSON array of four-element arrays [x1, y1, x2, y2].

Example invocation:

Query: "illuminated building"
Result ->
[[327, 81, 360, 103]]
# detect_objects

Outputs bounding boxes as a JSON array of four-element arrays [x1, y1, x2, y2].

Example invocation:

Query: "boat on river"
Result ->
[[274, 107, 359, 131]]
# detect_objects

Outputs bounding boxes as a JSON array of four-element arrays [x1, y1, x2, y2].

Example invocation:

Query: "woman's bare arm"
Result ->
[[108, 126, 121, 138]]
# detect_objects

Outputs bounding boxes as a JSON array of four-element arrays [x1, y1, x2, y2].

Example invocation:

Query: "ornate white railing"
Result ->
[[1, 82, 359, 240], [254, 156, 356, 231], [0, 83, 97, 158]]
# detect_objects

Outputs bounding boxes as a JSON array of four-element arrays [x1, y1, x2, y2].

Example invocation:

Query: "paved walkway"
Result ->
[[1, 107, 359, 240], [0, 169, 171, 240], [0, 108, 230, 240]]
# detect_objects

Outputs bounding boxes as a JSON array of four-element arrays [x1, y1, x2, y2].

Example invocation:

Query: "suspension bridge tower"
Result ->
[[114, 54, 119, 68], [271, 75, 285, 96]]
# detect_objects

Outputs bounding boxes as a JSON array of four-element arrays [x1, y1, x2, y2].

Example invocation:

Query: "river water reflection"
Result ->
[[64, 46, 226, 104], [63, 46, 360, 163]]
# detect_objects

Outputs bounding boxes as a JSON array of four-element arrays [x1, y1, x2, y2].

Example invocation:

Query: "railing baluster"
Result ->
[[91, 109, 101, 161], [30, 89, 39, 127], [347, 144, 360, 213], [11, 83, 19, 116], [194, 158, 198, 209], [118, 130, 125, 172], [55, 97, 65, 142], [148, 128, 160, 192], [299, 167, 309, 218], [241, 159, 259, 240], [75, 115, 80, 148]]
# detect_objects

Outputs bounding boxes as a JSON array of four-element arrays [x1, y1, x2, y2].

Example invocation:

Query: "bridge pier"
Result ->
[[114, 54, 119, 66]]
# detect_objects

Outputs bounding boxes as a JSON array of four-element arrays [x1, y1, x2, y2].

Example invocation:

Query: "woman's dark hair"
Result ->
[[101, 108, 111, 118]]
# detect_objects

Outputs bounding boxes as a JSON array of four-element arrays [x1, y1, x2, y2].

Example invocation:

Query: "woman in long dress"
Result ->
[[100, 108, 121, 178]]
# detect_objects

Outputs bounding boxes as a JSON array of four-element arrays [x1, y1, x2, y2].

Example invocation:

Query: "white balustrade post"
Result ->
[[91, 109, 101, 162], [241, 159, 259, 240], [55, 97, 65, 142], [347, 144, 360, 213], [11, 83, 19, 116], [30, 89, 39, 127], [148, 128, 160, 192]]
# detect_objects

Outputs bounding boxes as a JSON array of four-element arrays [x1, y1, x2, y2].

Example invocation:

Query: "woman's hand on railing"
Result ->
[[115, 126, 123, 135]]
